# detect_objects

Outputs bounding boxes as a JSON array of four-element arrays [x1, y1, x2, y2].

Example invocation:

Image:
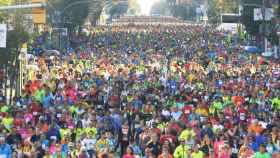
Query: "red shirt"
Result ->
[[184, 63, 191, 70], [168, 122, 181, 134], [238, 107, 247, 121], [13, 118, 23, 127], [182, 105, 193, 115], [152, 127, 161, 136], [160, 134, 177, 144]]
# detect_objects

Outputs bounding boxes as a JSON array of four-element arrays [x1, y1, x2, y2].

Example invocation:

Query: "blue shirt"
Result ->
[[43, 93, 54, 108], [0, 143, 12, 158], [132, 100, 143, 109]]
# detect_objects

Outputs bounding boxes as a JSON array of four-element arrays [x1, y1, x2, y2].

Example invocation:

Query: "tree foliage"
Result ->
[[219, 0, 239, 13], [0, 0, 12, 22], [108, 2, 128, 19], [241, 0, 263, 35], [0, 0, 29, 64], [48, 0, 91, 29], [127, 0, 140, 15], [206, 0, 221, 24], [89, 0, 104, 26], [150, 0, 168, 15]]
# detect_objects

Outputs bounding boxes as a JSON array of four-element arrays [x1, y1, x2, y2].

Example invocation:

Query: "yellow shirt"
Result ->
[[2, 117, 13, 130], [60, 128, 71, 140], [85, 127, 97, 138], [179, 129, 196, 140], [75, 128, 86, 140], [195, 108, 208, 117], [191, 151, 204, 158], [95, 139, 108, 154]]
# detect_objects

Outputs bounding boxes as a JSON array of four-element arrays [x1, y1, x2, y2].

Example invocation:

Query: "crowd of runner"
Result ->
[[0, 25, 279, 158]]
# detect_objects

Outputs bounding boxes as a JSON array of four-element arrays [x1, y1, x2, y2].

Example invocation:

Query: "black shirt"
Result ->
[[6, 133, 22, 145]]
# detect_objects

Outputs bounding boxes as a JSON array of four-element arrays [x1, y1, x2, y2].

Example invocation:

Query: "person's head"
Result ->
[[126, 146, 134, 155], [108, 151, 115, 158], [163, 140, 170, 146], [76, 142, 82, 149], [162, 146, 170, 155], [100, 153, 108, 158], [179, 138, 185, 145], [151, 132, 158, 143], [259, 144, 266, 153], [193, 145, 199, 152], [101, 131, 107, 139], [106, 131, 113, 138], [145, 147, 153, 156]]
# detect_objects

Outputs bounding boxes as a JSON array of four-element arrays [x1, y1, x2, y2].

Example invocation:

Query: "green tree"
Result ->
[[108, 1, 128, 19], [241, 0, 262, 35], [150, 0, 168, 15], [220, 0, 239, 13], [127, 0, 140, 15], [0, 0, 11, 22], [89, 0, 104, 26], [48, 0, 91, 31], [0, 1, 30, 102], [206, 0, 221, 24]]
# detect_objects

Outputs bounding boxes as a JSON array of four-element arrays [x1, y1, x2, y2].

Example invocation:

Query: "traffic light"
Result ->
[[32, 0, 46, 24]]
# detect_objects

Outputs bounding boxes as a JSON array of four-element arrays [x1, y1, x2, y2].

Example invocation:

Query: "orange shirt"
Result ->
[[41, 123, 49, 133], [157, 154, 173, 158], [248, 124, 264, 134]]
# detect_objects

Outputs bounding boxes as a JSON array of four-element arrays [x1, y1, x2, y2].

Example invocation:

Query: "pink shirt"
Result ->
[[219, 153, 230, 158], [122, 154, 135, 158]]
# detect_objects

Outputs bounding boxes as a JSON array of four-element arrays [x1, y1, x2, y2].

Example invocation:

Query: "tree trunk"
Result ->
[[9, 49, 20, 105], [4, 65, 8, 104], [9, 70, 14, 105]]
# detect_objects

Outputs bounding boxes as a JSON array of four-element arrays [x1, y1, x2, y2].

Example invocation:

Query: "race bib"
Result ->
[[184, 109, 190, 114], [240, 113, 245, 120], [232, 148, 238, 154]]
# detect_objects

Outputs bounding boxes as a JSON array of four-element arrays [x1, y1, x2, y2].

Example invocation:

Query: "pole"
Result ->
[[262, 0, 266, 52], [19, 57, 22, 96]]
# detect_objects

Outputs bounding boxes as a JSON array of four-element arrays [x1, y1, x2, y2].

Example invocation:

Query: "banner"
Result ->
[[0, 24, 7, 48], [254, 8, 274, 21], [32, 0, 46, 24], [254, 8, 263, 21]]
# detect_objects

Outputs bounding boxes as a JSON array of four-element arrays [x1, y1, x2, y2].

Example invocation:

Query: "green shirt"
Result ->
[[174, 145, 190, 158], [191, 151, 204, 158], [0, 105, 9, 113], [253, 152, 271, 158]]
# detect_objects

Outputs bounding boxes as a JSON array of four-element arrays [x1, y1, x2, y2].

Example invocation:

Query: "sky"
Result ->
[[137, 0, 160, 15]]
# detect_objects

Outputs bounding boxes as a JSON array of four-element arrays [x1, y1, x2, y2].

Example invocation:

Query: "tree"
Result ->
[[219, 0, 239, 13], [0, 0, 12, 22], [0, 1, 30, 102], [173, 5, 188, 20], [241, 0, 262, 35], [206, 0, 221, 24], [48, 0, 91, 31], [127, 0, 140, 15], [150, 0, 168, 15], [108, 1, 128, 19], [88, 0, 105, 26]]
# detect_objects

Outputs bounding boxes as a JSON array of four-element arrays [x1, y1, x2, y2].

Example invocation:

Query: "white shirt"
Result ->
[[81, 138, 97, 150]]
